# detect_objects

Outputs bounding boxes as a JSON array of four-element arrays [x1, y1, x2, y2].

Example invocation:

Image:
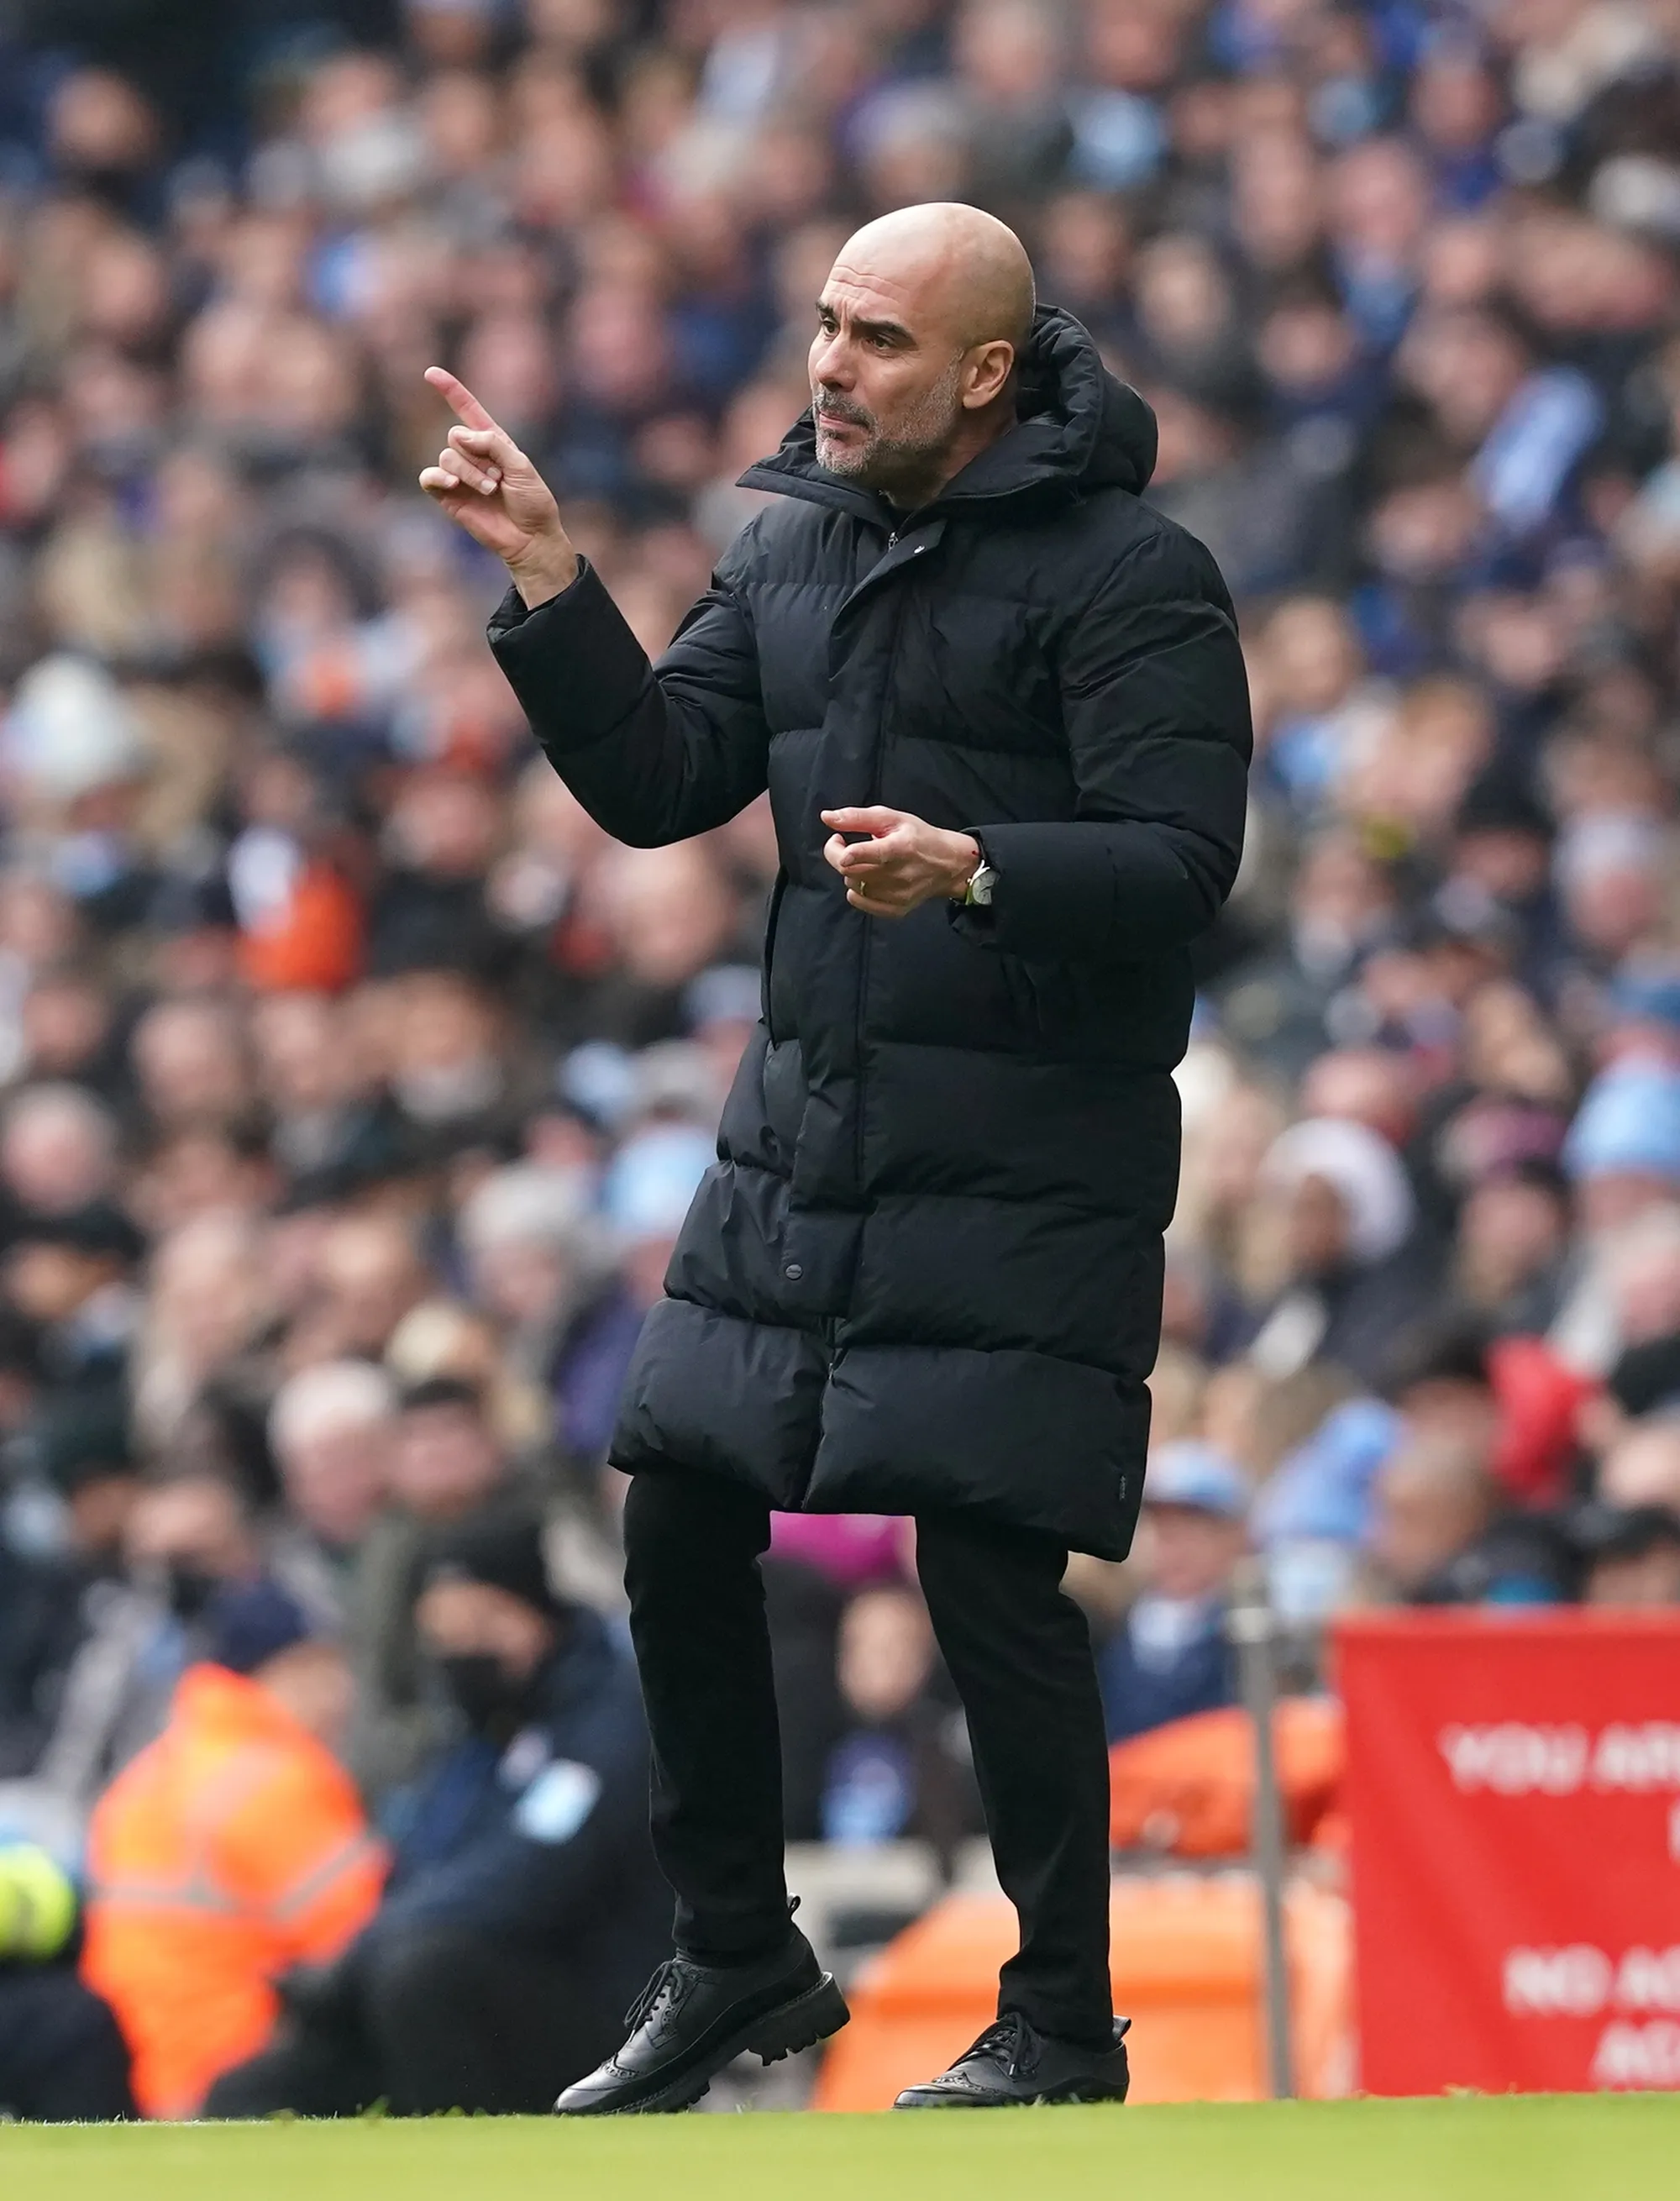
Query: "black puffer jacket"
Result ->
[[490, 307, 1252, 1558]]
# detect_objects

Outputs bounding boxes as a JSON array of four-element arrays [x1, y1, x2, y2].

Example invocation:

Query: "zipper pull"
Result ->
[[887, 532, 899, 549]]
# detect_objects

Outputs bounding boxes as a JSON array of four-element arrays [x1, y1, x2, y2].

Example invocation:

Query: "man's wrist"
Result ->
[[945, 832, 982, 900], [508, 537, 581, 610]]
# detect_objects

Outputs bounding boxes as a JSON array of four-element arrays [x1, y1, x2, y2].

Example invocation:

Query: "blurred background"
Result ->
[[1, 0, 1680, 2122]]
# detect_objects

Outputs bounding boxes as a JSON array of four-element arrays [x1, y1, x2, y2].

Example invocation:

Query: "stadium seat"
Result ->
[[1108, 1697, 1346, 1857], [813, 1875, 1352, 2109]]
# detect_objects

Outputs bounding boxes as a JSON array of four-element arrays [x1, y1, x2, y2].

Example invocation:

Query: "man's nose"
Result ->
[[811, 333, 852, 388]]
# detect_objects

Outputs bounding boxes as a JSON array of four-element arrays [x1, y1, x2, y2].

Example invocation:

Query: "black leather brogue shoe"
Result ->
[[893, 2012, 1131, 2109], [554, 1932, 849, 2114]]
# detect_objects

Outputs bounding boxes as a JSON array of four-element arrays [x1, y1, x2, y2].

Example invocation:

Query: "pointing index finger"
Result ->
[[425, 365, 499, 434]]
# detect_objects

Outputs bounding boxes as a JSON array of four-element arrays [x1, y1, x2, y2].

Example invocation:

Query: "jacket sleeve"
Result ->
[[486, 551, 771, 848], [955, 525, 1252, 964]]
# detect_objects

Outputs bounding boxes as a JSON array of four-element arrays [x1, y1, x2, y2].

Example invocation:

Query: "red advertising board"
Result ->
[[1336, 1611, 1680, 2096]]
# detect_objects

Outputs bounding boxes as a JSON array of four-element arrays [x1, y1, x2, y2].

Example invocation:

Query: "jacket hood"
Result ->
[[741, 303, 1158, 511]]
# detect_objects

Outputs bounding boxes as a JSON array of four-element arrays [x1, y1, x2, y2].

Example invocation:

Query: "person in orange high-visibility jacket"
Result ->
[[81, 1582, 386, 2119]]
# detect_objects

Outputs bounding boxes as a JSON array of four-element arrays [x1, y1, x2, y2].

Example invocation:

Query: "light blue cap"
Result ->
[[1142, 1441, 1248, 1521]]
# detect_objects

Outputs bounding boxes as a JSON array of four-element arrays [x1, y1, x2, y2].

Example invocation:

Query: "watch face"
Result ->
[[971, 864, 995, 906]]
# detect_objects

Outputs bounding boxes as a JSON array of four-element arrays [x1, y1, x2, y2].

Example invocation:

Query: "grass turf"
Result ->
[[2, 2098, 1675, 2201]]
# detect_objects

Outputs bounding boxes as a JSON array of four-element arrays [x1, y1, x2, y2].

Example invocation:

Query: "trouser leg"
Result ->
[[914, 1511, 1114, 2051], [621, 1464, 790, 1962]]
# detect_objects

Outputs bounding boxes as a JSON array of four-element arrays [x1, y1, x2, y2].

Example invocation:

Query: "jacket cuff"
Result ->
[[949, 820, 1207, 960], [484, 554, 591, 633], [486, 559, 652, 755], [949, 822, 1116, 960]]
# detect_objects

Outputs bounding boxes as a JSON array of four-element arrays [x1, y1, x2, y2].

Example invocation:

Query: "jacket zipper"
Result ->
[[853, 535, 913, 1198], [789, 1314, 840, 1511], [790, 521, 905, 1514]]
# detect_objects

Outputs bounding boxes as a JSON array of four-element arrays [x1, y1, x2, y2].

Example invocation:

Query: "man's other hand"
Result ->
[[822, 807, 979, 917], [420, 367, 579, 608]]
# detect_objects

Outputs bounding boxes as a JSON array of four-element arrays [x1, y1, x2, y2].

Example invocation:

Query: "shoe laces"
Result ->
[[967, 2011, 1038, 2080], [623, 1957, 695, 2034]]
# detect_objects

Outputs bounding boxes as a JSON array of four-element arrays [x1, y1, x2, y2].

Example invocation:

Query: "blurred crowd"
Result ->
[[3, 0, 1680, 2122]]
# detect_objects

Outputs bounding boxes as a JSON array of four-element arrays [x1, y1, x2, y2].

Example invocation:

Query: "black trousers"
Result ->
[[0, 1964, 135, 2122], [204, 1927, 623, 2118], [622, 1465, 1115, 2050]]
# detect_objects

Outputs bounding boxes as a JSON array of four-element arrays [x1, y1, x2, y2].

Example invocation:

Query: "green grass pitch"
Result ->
[[3, 2098, 1676, 2201]]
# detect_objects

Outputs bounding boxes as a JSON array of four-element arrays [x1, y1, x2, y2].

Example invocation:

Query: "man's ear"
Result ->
[[963, 339, 1016, 410]]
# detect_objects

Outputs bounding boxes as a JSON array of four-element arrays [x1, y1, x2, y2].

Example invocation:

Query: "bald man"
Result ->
[[423, 202, 1252, 2111]]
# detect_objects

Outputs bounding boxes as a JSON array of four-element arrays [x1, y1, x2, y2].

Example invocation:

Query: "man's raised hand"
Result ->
[[419, 367, 579, 608]]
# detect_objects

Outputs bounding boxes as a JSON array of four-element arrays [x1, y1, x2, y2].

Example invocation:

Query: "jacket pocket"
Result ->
[[1014, 959, 1079, 1055]]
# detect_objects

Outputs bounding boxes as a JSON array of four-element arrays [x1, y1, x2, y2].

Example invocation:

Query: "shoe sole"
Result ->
[[557, 1972, 851, 2115], [894, 2078, 1131, 2109]]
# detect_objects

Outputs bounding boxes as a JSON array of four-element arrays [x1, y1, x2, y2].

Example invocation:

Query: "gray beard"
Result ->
[[812, 358, 964, 495]]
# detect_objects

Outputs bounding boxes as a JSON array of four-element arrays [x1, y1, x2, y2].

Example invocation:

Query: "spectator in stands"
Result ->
[[455, 1158, 630, 1467], [1572, 1503, 1680, 1606], [265, 1359, 398, 1629], [3, 1206, 139, 1412], [0, 1536, 85, 1780], [1097, 1444, 1247, 1746], [1246, 1117, 1437, 1385], [0, 1395, 140, 1778], [251, 991, 402, 1198], [11, 1471, 289, 1841], [1596, 1416, 1680, 1515], [0, 1845, 134, 2122], [820, 1582, 980, 1867], [0, 1083, 122, 1228], [129, 1212, 271, 1466], [1367, 1435, 1572, 1606], [285, 1213, 433, 1369], [205, 1506, 666, 2117], [81, 1586, 384, 2120], [347, 1375, 513, 1797]]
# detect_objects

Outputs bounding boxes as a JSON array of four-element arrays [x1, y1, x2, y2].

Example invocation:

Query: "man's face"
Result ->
[[125, 1476, 256, 1607], [1284, 1173, 1351, 1278], [416, 1577, 555, 1732], [3, 1243, 116, 1324], [416, 1578, 553, 1680], [315, 1221, 426, 1353], [1370, 1458, 1489, 1596], [809, 258, 969, 496], [253, 993, 349, 1112], [67, 1472, 140, 1563], [391, 1404, 503, 1522], [471, 1237, 571, 1326], [837, 1586, 934, 1723], [1138, 1504, 1246, 1602], [283, 1421, 391, 1548]]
